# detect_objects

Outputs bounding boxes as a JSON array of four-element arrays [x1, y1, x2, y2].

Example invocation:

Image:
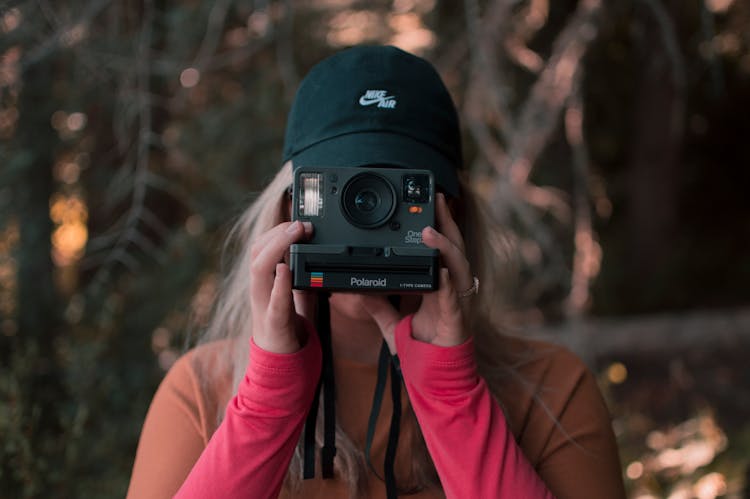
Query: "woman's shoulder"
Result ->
[[157, 339, 236, 443], [165, 339, 235, 386], [495, 334, 610, 465], [505, 334, 591, 386]]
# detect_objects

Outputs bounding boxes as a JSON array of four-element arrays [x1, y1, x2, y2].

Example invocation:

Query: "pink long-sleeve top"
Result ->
[[127, 316, 625, 498]]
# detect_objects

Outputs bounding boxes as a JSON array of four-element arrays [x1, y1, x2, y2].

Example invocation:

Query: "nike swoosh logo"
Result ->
[[359, 95, 396, 106]]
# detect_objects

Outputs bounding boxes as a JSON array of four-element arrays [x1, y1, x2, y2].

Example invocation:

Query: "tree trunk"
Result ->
[[626, 2, 685, 304], [8, 57, 66, 495]]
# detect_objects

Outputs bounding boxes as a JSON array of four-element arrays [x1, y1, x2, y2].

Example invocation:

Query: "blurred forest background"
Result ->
[[1, 0, 749, 497]]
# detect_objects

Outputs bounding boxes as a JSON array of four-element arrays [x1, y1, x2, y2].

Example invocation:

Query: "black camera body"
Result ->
[[290, 166, 439, 292]]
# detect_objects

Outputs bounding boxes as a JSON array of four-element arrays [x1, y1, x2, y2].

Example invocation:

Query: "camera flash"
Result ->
[[299, 173, 324, 217], [408, 206, 423, 214]]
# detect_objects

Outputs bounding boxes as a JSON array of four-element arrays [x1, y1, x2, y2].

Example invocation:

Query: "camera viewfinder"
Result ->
[[403, 175, 430, 203]]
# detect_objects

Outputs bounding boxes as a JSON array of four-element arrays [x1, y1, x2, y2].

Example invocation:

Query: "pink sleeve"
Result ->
[[175, 329, 322, 499], [395, 315, 555, 499]]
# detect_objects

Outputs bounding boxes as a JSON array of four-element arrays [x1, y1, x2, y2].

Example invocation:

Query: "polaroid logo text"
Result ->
[[350, 277, 387, 287]]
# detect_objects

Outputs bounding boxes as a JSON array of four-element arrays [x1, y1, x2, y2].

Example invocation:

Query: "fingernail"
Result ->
[[275, 263, 285, 274], [423, 226, 435, 236], [301, 221, 313, 234], [286, 221, 300, 233]]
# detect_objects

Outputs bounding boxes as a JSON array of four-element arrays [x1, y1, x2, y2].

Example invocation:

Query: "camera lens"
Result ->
[[342, 173, 396, 228], [354, 190, 378, 212]]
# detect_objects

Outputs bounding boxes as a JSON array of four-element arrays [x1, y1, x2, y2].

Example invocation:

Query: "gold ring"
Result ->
[[459, 276, 479, 298]]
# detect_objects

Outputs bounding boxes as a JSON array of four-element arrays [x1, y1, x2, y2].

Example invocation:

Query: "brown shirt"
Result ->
[[127, 335, 625, 498]]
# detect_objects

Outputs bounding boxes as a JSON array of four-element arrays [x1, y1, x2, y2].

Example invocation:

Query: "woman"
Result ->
[[127, 46, 625, 498]]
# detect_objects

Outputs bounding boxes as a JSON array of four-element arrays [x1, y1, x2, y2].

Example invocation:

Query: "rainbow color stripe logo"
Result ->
[[310, 272, 324, 288]]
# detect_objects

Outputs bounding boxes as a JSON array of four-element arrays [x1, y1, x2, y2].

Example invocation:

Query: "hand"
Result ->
[[249, 220, 316, 354], [361, 193, 474, 351]]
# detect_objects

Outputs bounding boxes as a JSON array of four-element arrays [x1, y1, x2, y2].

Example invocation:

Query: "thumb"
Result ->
[[359, 295, 401, 354]]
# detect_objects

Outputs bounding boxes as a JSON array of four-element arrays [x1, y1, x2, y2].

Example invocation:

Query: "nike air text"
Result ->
[[359, 90, 397, 109]]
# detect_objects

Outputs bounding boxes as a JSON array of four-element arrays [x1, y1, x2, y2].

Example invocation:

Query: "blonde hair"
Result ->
[[196, 161, 521, 496]]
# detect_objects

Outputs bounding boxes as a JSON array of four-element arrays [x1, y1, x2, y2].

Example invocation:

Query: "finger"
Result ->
[[359, 295, 401, 354], [261, 263, 299, 353], [250, 221, 310, 309], [435, 268, 465, 347], [252, 221, 313, 272], [251, 221, 313, 259], [437, 268, 461, 325], [268, 263, 294, 329], [435, 192, 465, 252], [250, 223, 290, 259], [293, 289, 317, 323], [421, 226, 472, 294]]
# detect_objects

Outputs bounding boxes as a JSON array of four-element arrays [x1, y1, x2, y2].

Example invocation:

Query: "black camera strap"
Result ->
[[303, 377, 320, 479], [303, 293, 336, 480], [365, 340, 403, 499], [303, 294, 403, 499]]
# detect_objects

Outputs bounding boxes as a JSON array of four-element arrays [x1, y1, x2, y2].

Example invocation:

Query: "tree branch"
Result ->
[[20, 0, 113, 71], [563, 74, 599, 319], [89, 0, 155, 283], [505, 0, 602, 186], [527, 308, 750, 362]]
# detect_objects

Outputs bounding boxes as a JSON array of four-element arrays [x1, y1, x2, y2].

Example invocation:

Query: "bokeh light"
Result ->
[[54, 161, 81, 185], [151, 327, 171, 353], [1, 8, 22, 33], [49, 193, 89, 266], [66, 112, 87, 132], [626, 461, 644, 480], [327, 10, 382, 47], [180, 68, 201, 88], [0, 46, 22, 88], [185, 214, 205, 236], [247, 11, 270, 38], [607, 362, 628, 384], [704, 0, 735, 14], [0, 220, 19, 336]]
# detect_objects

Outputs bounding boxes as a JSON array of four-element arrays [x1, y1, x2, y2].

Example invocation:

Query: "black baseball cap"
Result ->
[[282, 45, 463, 198]]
